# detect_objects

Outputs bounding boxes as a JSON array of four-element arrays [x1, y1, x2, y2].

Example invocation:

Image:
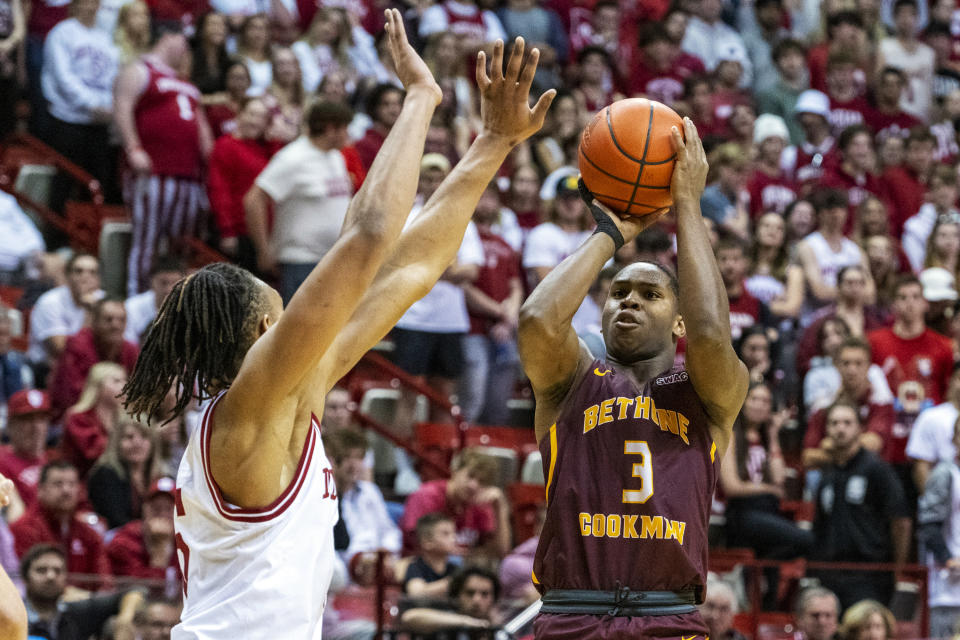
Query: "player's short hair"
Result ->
[[449, 565, 500, 601], [39, 460, 76, 485], [795, 586, 841, 618], [20, 543, 66, 579], [325, 428, 368, 463], [305, 100, 354, 136], [837, 336, 871, 358], [415, 512, 454, 545], [451, 448, 498, 487]]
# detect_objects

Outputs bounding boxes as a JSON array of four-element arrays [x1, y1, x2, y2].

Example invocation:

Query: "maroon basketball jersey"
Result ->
[[532, 361, 718, 596], [135, 59, 203, 178]]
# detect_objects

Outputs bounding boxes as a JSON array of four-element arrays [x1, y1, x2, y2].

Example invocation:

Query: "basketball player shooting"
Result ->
[[517, 118, 749, 640], [121, 10, 555, 638]]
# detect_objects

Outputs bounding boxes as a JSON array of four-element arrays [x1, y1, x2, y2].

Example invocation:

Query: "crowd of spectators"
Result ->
[[8, 0, 960, 635]]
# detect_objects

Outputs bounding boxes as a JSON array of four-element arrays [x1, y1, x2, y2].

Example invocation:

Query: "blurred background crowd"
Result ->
[[5, 0, 960, 636]]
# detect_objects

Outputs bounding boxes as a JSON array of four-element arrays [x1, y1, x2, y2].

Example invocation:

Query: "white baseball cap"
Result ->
[[794, 90, 831, 118]]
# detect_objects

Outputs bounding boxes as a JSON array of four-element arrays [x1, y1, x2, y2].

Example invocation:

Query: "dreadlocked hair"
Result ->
[[123, 263, 267, 424]]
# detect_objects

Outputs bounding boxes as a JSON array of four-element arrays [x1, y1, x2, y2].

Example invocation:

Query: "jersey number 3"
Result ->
[[622, 441, 653, 504]]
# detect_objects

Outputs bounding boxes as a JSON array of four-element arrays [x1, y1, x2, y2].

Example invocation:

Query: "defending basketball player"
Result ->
[[121, 10, 555, 638], [518, 118, 749, 640]]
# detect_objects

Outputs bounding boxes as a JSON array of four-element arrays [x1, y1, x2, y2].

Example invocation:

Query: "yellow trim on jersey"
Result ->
[[532, 570, 540, 584], [594, 366, 611, 376], [710, 441, 717, 463], [545, 424, 558, 501]]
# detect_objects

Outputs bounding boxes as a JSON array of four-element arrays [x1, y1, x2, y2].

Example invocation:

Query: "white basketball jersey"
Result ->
[[172, 392, 339, 639]]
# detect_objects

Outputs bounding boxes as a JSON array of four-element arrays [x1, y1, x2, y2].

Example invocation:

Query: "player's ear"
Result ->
[[258, 314, 274, 335], [673, 315, 686, 340]]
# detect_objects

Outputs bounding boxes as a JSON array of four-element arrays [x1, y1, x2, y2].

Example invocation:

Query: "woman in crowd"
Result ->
[[261, 47, 304, 144], [838, 600, 896, 640], [87, 417, 163, 530], [60, 362, 127, 478], [531, 90, 583, 176], [747, 212, 805, 319], [924, 213, 960, 284], [191, 12, 231, 95], [208, 97, 272, 270], [507, 164, 544, 234], [863, 234, 901, 309], [113, 0, 150, 64], [237, 13, 273, 96], [423, 31, 479, 130], [784, 198, 817, 249], [720, 381, 813, 558], [204, 60, 252, 138], [292, 7, 356, 94]]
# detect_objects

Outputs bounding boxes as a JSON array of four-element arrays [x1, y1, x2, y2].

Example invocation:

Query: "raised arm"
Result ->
[[320, 38, 555, 385], [518, 195, 663, 441], [230, 9, 442, 405], [672, 119, 748, 456]]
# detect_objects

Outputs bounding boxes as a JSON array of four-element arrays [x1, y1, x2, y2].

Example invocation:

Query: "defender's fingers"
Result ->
[[389, 9, 409, 43], [491, 39, 505, 80], [519, 47, 540, 92], [530, 88, 557, 128], [476, 51, 490, 90], [505, 37, 525, 81]]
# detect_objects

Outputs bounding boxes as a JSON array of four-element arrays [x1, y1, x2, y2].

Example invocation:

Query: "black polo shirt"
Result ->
[[812, 447, 910, 562]]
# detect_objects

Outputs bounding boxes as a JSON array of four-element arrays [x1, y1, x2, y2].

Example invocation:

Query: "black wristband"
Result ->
[[578, 177, 624, 252]]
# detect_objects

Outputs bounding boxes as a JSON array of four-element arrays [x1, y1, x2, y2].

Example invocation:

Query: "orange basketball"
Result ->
[[578, 98, 684, 216]]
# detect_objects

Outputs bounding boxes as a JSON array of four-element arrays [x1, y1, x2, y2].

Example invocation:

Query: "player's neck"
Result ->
[[607, 349, 677, 387]]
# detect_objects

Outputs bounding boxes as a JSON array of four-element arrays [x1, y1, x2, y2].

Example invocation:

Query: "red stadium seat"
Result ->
[[413, 422, 460, 481]]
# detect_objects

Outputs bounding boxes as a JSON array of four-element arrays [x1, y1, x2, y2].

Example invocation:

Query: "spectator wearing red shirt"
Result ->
[[869, 275, 955, 408], [818, 125, 888, 218], [824, 50, 876, 136], [746, 114, 798, 217], [627, 23, 704, 105], [107, 477, 179, 586], [61, 362, 128, 479], [717, 236, 773, 341], [354, 84, 404, 171], [460, 183, 524, 425], [872, 67, 922, 141], [883, 128, 937, 237], [0, 390, 50, 508], [808, 11, 871, 97], [207, 97, 273, 272], [802, 338, 895, 468], [11, 461, 111, 590], [782, 90, 840, 191], [49, 299, 138, 420], [204, 61, 252, 139], [400, 449, 510, 560]]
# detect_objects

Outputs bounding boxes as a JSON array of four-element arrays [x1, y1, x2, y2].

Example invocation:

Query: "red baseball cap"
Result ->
[[146, 476, 176, 500], [7, 390, 51, 418]]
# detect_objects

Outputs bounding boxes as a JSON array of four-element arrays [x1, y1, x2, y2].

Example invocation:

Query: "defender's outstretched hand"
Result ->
[[476, 38, 556, 145], [669, 117, 709, 204], [384, 9, 442, 105]]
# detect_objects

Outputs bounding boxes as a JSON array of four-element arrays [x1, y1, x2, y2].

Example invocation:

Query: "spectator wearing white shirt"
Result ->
[[523, 174, 592, 289], [236, 13, 272, 96], [0, 191, 44, 286], [903, 166, 960, 273], [27, 252, 103, 377], [681, 0, 753, 86], [41, 0, 120, 206], [327, 428, 402, 586], [907, 364, 960, 489], [244, 99, 358, 303], [123, 256, 185, 345], [419, 0, 507, 55]]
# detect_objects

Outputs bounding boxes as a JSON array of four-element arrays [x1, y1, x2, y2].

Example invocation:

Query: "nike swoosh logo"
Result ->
[[682, 635, 699, 640], [594, 367, 611, 376]]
